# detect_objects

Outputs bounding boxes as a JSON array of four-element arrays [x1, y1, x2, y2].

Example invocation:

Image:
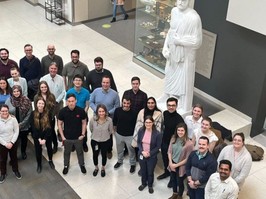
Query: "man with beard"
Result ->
[[185, 136, 217, 199], [86, 57, 117, 93], [62, 50, 89, 90], [0, 48, 18, 79], [205, 159, 239, 199], [41, 44, 64, 76]]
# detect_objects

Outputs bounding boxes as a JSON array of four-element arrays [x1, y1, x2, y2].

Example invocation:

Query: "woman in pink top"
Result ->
[[137, 115, 162, 194]]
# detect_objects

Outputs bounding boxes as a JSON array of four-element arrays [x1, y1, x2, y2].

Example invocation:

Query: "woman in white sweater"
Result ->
[[217, 132, 252, 188]]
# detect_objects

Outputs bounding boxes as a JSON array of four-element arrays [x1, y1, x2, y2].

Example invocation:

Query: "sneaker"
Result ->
[[62, 166, 69, 175], [14, 171, 22, 179], [114, 162, 122, 169], [157, 172, 170, 180], [0, 175, 6, 183], [107, 152, 113, 159], [129, 165, 136, 174], [80, 165, 87, 174], [138, 184, 146, 191], [148, 187, 154, 194]]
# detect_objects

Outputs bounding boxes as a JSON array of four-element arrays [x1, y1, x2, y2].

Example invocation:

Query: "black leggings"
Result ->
[[33, 137, 53, 165], [19, 130, 29, 154], [91, 139, 109, 166]]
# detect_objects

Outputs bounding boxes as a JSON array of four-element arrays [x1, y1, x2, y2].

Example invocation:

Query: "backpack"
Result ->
[[245, 144, 264, 161]]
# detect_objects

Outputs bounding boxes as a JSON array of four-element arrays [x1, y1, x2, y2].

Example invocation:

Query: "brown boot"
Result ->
[[168, 193, 178, 199]]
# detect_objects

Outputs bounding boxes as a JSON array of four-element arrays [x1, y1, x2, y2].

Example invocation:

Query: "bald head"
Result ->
[[47, 44, 56, 56]]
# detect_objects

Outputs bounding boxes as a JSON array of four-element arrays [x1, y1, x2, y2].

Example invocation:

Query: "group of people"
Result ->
[[0, 45, 252, 199]]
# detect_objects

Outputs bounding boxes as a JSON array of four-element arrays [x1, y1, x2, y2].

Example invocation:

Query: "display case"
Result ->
[[133, 0, 175, 74], [45, 0, 65, 25]]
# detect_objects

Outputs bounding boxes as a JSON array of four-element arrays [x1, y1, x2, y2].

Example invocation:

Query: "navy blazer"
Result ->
[[137, 127, 162, 159]]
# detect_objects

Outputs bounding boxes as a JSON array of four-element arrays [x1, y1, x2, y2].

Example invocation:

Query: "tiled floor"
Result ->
[[1, 0, 266, 198]]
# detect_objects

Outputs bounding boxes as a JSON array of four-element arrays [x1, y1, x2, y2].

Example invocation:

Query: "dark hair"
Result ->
[[96, 104, 108, 120], [36, 81, 56, 111], [49, 62, 58, 68], [71, 49, 80, 56], [0, 76, 12, 95], [219, 159, 232, 171], [102, 75, 111, 81], [24, 44, 32, 48], [233, 132, 245, 143], [73, 74, 83, 82], [171, 123, 189, 146], [94, 57, 103, 64], [202, 116, 212, 127], [66, 93, 76, 100], [145, 97, 160, 112], [167, 97, 178, 104], [199, 136, 209, 144], [131, 76, 140, 83], [142, 115, 156, 131], [0, 104, 9, 110], [0, 48, 9, 54], [192, 104, 203, 115], [122, 96, 131, 102]]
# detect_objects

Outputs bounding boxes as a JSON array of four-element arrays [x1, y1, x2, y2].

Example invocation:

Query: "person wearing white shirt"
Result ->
[[184, 104, 203, 139], [205, 159, 239, 199]]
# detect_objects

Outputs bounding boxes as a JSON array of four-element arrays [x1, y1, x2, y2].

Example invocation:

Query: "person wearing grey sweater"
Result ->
[[217, 133, 252, 189], [0, 104, 21, 183]]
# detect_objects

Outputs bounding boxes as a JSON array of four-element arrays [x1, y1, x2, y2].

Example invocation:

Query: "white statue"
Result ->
[[158, 0, 202, 112]]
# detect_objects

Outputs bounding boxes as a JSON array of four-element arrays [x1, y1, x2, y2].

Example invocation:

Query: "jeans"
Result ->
[[112, 1, 127, 18], [170, 167, 186, 196], [139, 155, 157, 187]]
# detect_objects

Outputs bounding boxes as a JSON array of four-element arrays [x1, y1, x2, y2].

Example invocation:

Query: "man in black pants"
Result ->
[[157, 97, 184, 187]]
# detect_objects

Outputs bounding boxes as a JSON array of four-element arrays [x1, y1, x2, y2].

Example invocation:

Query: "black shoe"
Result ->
[[37, 165, 42, 173], [138, 169, 141, 177], [49, 161, 55, 169], [71, 145, 75, 152], [83, 144, 88, 152], [124, 14, 129, 20], [22, 152, 27, 160], [114, 162, 122, 169], [157, 172, 170, 180], [62, 166, 69, 175], [101, 169, 106, 177], [167, 180, 173, 188], [52, 147, 58, 154], [110, 17, 116, 23], [14, 171, 22, 179], [0, 175, 6, 184], [80, 165, 87, 174], [138, 184, 146, 191], [107, 152, 112, 159], [130, 165, 136, 174], [148, 187, 154, 194], [93, 169, 99, 177]]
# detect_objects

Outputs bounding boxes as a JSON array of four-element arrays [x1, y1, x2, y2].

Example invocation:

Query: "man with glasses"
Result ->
[[41, 44, 64, 76], [86, 57, 117, 93], [157, 97, 184, 188]]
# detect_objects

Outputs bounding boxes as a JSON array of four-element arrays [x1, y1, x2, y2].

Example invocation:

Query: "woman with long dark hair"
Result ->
[[30, 97, 54, 173], [34, 81, 57, 153], [137, 115, 162, 194], [168, 123, 194, 199], [0, 76, 12, 105], [5, 85, 32, 160]]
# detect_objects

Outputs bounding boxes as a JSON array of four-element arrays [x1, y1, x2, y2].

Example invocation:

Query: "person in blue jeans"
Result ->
[[110, 0, 129, 23]]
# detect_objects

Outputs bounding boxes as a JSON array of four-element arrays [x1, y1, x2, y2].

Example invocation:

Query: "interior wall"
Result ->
[[194, 0, 266, 137]]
